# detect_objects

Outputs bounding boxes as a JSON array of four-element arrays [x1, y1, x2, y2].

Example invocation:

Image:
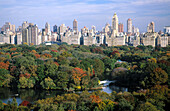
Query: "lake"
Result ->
[[0, 85, 128, 105]]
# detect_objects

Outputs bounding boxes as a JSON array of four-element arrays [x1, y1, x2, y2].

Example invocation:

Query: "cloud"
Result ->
[[132, 0, 170, 5], [0, 0, 170, 32]]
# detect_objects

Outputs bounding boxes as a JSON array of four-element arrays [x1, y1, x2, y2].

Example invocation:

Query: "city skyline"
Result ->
[[0, 0, 170, 32]]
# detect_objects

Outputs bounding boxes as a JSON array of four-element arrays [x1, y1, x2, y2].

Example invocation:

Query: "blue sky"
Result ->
[[0, 0, 170, 32]]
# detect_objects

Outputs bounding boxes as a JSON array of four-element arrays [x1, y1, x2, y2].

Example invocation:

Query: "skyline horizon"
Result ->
[[0, 0, 170, 33]]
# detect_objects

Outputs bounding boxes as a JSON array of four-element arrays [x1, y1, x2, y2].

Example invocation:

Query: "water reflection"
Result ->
[[0, 85, 128, 105]]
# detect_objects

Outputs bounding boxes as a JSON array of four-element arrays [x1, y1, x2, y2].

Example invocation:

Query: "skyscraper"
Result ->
[[112, 13, 118, 31], [147, 22, 155, 33], [22, 21, 29, 29], [127, 18, 132, 34], [112, 13, 119, 37], [53, 25, 57, 33], [23, 23, 38, 45], [91, 25, 96, 33], [118, 23, 124, 32], [45, 22, 50, 35], [73, 19, 78, 33]]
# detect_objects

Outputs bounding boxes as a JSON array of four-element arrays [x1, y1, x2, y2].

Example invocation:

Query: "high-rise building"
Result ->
[[22, 23, 38, 45], [104, 23, 111, 33], [59, 24, 67, 35], [22, 21, 29, 29], [147, 21, 155, 33], [112, 13, 119, 37], [73, 19, 78, 33], [91, 25, 96, 34], [53, 25, 58, 33], [164, 26, 170, 34], [22, 28, 28, 44], [118, 23, 124, 32], [127, 18, 132, 34], [45, 22, 50, 35], [112, 13, 118, 31]]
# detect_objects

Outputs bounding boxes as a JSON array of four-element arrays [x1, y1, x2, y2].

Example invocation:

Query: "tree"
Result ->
[[40, 77, 56, 89], [17, 77, 35, 88], [117, 98, 134, 111], [36, 64, 45, 82], [72, 68, 87, 86], [136, 102, 159, 111], [0, 69, 13, 87], [0, 61, 9, 70], [54, 71, 69, 89], [70, 58, 80, 67], [45, 62, 58, 78], [93, 59, 104, 78]]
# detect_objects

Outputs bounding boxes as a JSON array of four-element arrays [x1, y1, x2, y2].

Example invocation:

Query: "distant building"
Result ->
[[141, 32, 158, 47], [45, 22, 50, 35], [53, 25, 58, 33], [91, 25, 96, 34], [164, 26, 170, 34], [112, 13, 119, 37], [160, 36, 168, 47], [103, 23, 111, 33], [118, 23, 124, 32], [147, 22, 155, 33], [22, 23, 38, 45], [16, 32, 22, 44], [127, 18, 132, 34], [73, 19, 78, 33]]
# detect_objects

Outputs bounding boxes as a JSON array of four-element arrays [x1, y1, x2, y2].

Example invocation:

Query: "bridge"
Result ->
[[99, 80, 116, 87]]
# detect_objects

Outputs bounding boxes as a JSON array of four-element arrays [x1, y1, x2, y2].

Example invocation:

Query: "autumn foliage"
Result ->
[[90, 95, 102, 103], [0, 61, 9, 70], [72, 68, 87, 81], [19, 73, 31, 79], [19, 101, 31, 106]]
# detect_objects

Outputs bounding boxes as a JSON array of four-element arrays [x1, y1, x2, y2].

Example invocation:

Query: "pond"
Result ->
[[0, 85, 128, 105]]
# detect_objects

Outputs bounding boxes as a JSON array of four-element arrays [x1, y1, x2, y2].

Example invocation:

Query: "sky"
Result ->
[[0, 0, 170, 32]]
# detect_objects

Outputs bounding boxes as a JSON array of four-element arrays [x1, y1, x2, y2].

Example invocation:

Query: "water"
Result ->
[[0, 85, 128, 105]]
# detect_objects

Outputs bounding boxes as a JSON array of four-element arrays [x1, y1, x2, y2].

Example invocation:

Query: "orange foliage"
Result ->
[[34, 54, 41, 58], [72, 68, 87, 81], [11, 52, 18, 55], [90, 95, 102, 103], [41, 53, 52, 58], [19, 100, 31, 106], [10, 48, 17, 52], [0, 61, 9, 70], [31, 50, 37, 53], [54, 62, 59, 66]]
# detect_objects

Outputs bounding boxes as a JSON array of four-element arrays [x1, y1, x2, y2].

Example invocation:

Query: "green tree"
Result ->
[[54, 71, 69, 89], [0, 69, 13, 87], [40, 77, 56, 89], [70, 58, 80, 67], [136, 102, 159, 111]]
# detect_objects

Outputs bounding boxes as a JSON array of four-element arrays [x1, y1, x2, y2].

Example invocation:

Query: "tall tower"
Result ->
[[53, 25, 57, 33], [27, 23, 38, 45], [127, 18, 132, 34], [45, 22, 50, 35], [112, 13, 118, 31], [112, 13, 119, 37], [73, 19, 78, 33], [118, 23, 124, 32], [147, 21, 155, 33]]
